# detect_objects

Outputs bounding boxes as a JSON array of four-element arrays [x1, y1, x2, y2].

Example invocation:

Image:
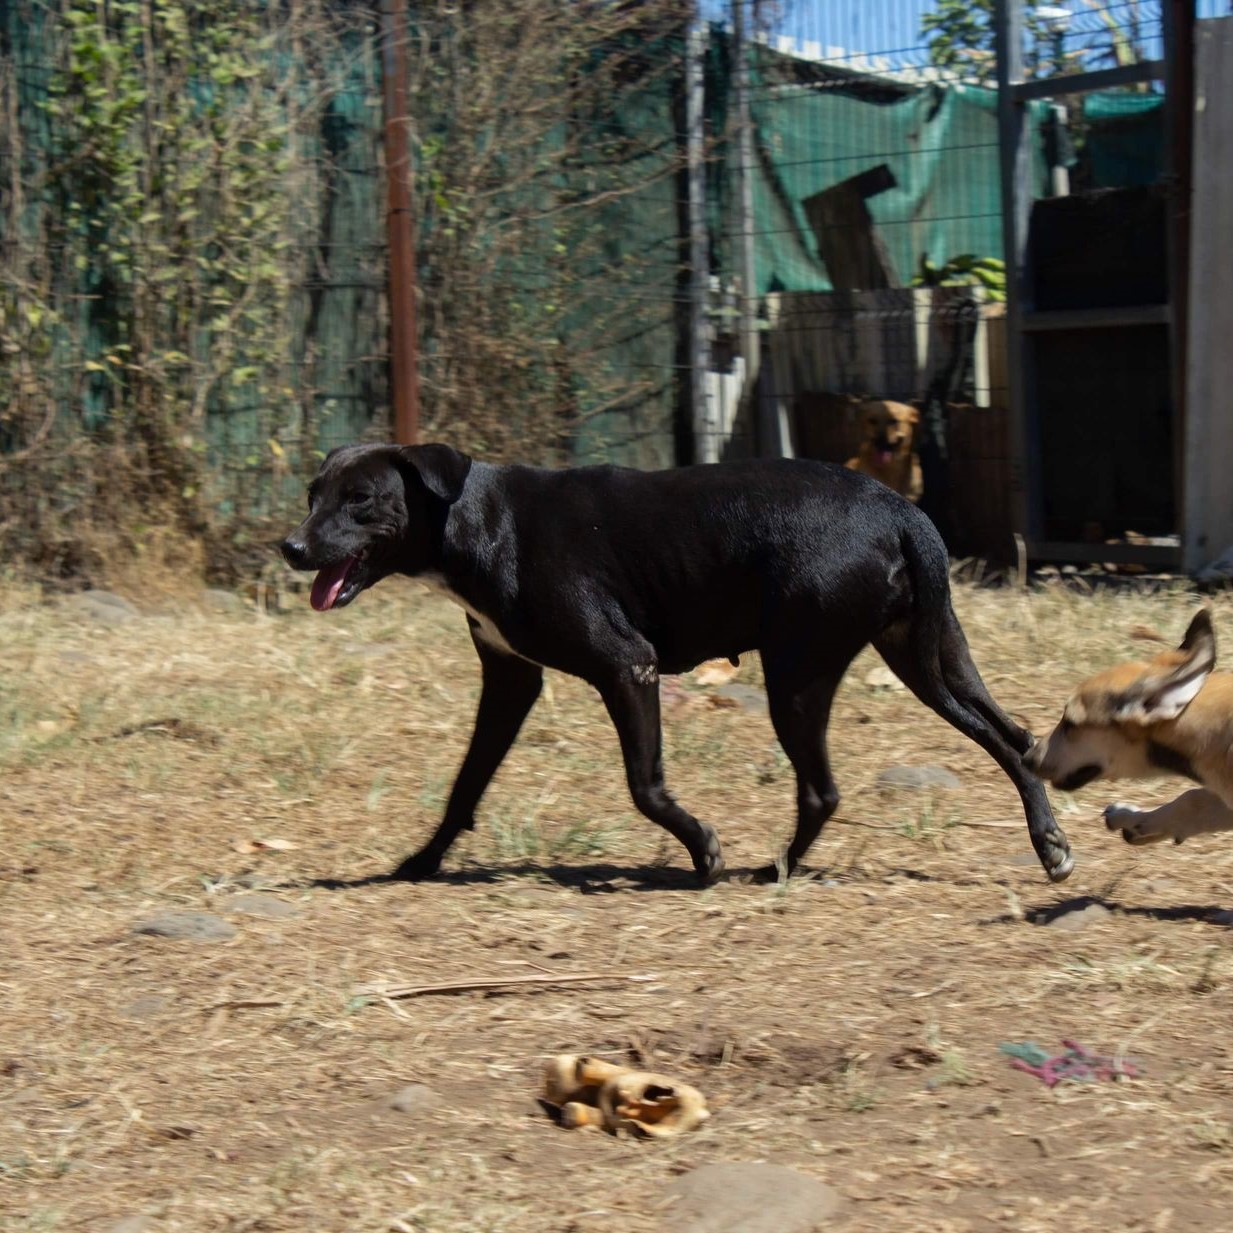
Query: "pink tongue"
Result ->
[[877, 448, 893, 465], [310, 557, 357, 612]]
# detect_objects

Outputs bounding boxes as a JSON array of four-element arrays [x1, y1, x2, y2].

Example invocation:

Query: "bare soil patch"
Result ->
[[3, 578, 1233, 1231]]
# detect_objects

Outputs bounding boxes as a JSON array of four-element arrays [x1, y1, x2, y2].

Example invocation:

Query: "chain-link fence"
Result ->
[[1, 0, 1210, 577]]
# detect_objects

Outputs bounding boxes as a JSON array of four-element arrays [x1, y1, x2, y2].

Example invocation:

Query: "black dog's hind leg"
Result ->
[[757, 651, 855, 881], [600, 670, 724, 884], [875, 618, 1073, 882], [392, 622, 543, 881]]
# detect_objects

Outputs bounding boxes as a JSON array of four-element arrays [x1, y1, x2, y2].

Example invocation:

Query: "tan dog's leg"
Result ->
[[561, 1101, 607, 1129], [1104, 789, 1233, 845]]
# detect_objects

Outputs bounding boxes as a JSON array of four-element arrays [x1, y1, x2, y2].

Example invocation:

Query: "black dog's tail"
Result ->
[[890, 515, 954, 692], [889, 513, 1035, 756]]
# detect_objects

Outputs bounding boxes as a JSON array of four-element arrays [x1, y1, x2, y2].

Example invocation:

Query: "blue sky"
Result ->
[[703, 1, 1229, 73]]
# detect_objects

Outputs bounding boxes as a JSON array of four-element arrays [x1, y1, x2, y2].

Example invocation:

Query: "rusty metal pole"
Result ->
[[381, 0, 419, 445]]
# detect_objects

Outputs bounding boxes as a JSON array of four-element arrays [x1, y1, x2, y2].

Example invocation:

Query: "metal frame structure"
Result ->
[[994, 0, 1196, 568]]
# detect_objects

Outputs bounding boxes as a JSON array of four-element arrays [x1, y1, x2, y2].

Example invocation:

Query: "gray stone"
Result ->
[[102, 1217, 153, 1233], [377, 1083, 441, 1116], [1046, 902, 1112, 932], [1006, 852, 1040, 867], [133, 911, 237, 942], [659, 1162, 841, 1233], [201, 588, 245, 614], [876, 764, 962, 790], [120, 995, 171, 1020], [64, 590, 138, 625], [226, 892, 299, 919], [714, 683, 768, 713]]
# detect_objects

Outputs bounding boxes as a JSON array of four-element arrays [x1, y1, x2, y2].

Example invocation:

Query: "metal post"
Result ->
[[994, 0, 1034, 543], [1163, 0, 1194, 530], [381, 0, 420, 446], [686, 16, 714, 463], [732, 0, 762, 455]]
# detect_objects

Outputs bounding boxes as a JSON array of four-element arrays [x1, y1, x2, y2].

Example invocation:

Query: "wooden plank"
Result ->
[[1010, 59, 1165, 102], [1022, 305, 1171, 331], [802, 165, 901, 291], [1031, 541, 1182, 568], [1183, 19, 1233, 572]]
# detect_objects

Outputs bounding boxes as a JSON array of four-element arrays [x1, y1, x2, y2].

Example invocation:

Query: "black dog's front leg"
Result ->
[[600, 672, 724, 884], [392, 626, 543, 881]]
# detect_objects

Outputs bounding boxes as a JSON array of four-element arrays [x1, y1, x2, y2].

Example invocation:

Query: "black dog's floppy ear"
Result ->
[[396, 444, 472, 504]]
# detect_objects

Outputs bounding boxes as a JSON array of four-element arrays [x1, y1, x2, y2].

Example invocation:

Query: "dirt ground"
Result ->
[[3, 574, 1233, 1232]]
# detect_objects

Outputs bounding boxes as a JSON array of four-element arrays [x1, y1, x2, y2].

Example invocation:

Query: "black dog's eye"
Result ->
[[345, 490, 372, 508]]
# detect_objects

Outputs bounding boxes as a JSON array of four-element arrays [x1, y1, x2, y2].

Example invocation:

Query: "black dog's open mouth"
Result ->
[[310, 552, 367, 612], [1053, 764, 1102, 792]]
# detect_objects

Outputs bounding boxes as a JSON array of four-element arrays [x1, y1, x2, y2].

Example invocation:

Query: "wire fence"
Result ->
[[0, 0, 1211, 575]]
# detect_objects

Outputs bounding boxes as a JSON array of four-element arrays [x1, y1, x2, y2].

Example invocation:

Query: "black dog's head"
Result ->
[[281, 443, 471, 611]]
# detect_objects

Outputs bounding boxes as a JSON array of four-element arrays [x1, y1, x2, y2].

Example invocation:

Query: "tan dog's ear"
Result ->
[[1113, 609, 1216, 724], [905, 405, 921, 425]]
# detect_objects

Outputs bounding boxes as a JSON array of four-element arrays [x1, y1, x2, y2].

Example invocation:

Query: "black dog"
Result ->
[[281, 443, 1073, 885]]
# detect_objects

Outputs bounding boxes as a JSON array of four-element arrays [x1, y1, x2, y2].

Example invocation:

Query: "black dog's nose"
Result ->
[[281, 537, 310, 569]]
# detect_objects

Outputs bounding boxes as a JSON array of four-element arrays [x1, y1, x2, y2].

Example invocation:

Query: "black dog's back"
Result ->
[[451, 457, 928, 676]]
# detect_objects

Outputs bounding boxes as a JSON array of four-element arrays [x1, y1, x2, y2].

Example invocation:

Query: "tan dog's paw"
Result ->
[[1103, 803, 1175, 845]]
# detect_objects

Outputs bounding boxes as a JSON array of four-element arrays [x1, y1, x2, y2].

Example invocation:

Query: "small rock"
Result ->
[[876, 764, 961, 790], [377, 1084, 441, 1116], [63, 590, 138, 626], [1005, 852, 1039, 868], [1046, 902, 1112, 931], [225, 893, 298, 920], [201, 588, 245, 615], [713, 683, 767, 713], [132, 912, 237, 942], [342, 642, 398, 659], [104, 1217, 152, 1233], [659, 1162, 840, 1233], [120, 995, 171, 1020]]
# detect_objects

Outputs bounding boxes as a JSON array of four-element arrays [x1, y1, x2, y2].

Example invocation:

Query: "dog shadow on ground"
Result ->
[[1019, 894, 1233, 928], [295, 861, 842, 894], [300, 862, 721, 894]]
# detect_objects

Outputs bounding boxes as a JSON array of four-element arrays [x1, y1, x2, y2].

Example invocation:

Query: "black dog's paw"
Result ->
[[390, 849, 443, 882], [691, 827, 726, 886], [749, 860, 793, 885], [1040, 827, 1075, 883]]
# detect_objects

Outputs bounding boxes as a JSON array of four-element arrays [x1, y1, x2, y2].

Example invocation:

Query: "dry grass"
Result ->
[[3, 575, 1233, 1231]]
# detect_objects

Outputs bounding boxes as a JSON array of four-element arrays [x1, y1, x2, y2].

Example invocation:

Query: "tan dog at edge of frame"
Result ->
[[1024, 608, 1233, 846], [844, 399, 923, 502], [542, 1054, 709, 1138]]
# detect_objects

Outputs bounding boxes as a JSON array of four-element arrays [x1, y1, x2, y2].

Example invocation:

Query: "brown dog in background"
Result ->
[[845, 399, 922, 502]]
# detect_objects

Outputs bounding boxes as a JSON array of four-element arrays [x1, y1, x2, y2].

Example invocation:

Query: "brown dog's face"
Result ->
[[860, 400, 919, 465], [1023, 610, 1216, 790], [280, 443, 470, 611]]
